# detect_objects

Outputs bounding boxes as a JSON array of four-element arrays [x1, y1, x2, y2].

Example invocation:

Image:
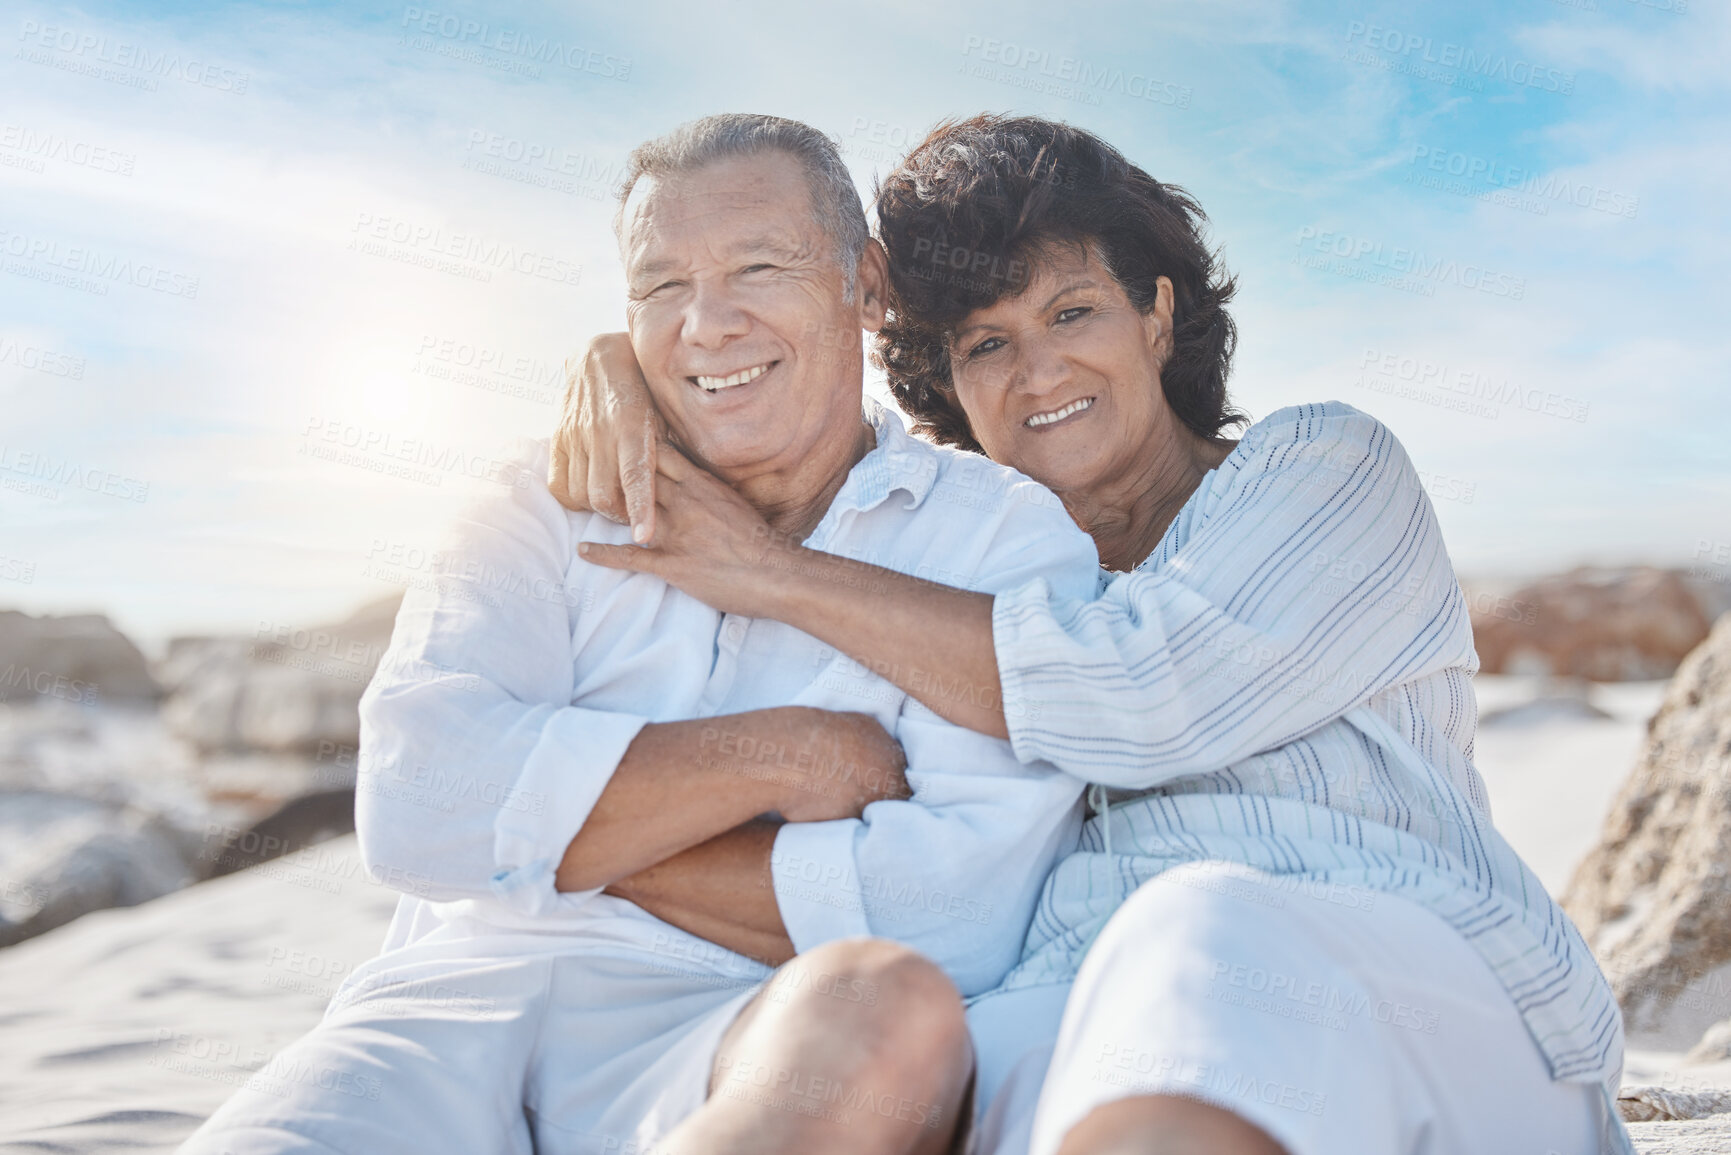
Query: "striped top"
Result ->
[[992, 402, 1626, 1106]]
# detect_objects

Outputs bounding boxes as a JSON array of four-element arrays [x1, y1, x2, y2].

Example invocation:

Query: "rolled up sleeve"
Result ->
[[489, 705, 648, 913], [772, 707, 1086, 996], [355, 440, 646, 911], [770, 819, 872, 946]]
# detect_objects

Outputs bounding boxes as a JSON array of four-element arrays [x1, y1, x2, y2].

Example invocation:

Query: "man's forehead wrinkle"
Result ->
[[627, 224, 818, 282], [736, 232, 815, 262]]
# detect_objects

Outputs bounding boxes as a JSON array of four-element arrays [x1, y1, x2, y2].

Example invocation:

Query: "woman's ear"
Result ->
[[855, 239, 891, 332], [1144, 275, 1176, 367]]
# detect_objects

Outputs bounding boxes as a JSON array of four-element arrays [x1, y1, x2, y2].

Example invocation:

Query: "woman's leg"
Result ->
[[659, 937, 974, 1155], [1029, 862, 1605, 1155]]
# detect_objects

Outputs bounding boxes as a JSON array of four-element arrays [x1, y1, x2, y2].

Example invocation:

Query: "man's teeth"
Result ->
[[1026, 397, 1093, 427], [696, 363, 772, 392]]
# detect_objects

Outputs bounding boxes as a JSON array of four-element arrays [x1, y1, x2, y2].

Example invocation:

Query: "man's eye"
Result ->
[[1056, 306, 1091, 323], [966, 337, 1006, 359], [741, 264, 775, 274]]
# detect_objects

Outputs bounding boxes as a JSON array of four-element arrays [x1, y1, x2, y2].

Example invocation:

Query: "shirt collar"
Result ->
[[823, 397, 940, 519]]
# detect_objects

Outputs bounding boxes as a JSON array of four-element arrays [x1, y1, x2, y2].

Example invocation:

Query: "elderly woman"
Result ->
[[559, 116, 1629, 1155]]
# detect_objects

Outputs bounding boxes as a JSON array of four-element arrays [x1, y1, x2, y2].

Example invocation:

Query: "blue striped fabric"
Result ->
[[992, 402, 1625, 1104]]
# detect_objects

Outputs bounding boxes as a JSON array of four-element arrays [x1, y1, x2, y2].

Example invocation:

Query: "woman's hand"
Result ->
[[578, 445, 795, 620], [548, 332, 666, 544]]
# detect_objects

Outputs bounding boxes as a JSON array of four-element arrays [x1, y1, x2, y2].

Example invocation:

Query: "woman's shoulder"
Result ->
[[1229, 400, 1415, 485], [1239, 400, 1395, 455]]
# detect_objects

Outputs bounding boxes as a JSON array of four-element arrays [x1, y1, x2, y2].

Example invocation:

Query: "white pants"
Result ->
[[179, 938, 760, 1154], [968, 862, 1614, 1155]]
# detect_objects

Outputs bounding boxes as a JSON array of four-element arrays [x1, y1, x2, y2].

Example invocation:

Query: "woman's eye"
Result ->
[[1056, 306, 1091, 323], [966, 337, 1006, 359]]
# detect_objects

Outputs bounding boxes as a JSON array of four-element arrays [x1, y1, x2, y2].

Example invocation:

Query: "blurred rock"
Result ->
[[159, 595, 402, 755], [0, 596, 401, 950], [1685, 567, 1731, 627], [0, 791, 193, 948], [203, 788, 356, 878], [1472, 567, 1713, 682], [1478, 677, 1613, 728], [0, 610, 159, 707], [1563, 614, 1731, 1044], [1691, 1018, 1731, 1065]]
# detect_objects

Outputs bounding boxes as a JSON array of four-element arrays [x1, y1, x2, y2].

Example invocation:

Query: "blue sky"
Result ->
[[1, 0, 1726, 644]]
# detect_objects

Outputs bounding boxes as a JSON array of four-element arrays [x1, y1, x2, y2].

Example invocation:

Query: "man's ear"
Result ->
[[855, 239, 891, 332]]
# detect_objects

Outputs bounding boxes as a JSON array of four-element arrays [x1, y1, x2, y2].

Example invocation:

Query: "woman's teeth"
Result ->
[[696, 363, 772, 392], [1026, 397, 1093, 427]]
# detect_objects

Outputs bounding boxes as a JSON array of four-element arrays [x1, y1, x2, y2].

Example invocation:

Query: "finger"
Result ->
[[654, 441, 702, 483], [547, 438, 572, 508], [620, 419, 660, 545], [587, 437, 629, 526], [548, 359, 588, 512], [577, 541, 661, 574]]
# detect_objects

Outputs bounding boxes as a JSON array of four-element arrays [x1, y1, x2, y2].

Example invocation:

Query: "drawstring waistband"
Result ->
[[1088, 782, 1114, 859]]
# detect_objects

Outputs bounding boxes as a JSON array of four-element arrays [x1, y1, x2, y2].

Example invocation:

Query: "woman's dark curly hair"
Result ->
[[874, 115, 1244, 452]]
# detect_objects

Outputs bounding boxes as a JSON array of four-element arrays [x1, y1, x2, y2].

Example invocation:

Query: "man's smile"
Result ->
[[691, 361, 778, 392]]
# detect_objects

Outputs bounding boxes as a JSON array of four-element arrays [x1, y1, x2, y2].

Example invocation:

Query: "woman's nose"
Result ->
[[1016, 338, 1073, 399]]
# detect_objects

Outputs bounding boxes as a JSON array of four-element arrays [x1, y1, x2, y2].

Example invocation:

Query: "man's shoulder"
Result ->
[[913, 439, 1072, 524], [854, 435, 1097, 598], [444, 436, 628, 554]]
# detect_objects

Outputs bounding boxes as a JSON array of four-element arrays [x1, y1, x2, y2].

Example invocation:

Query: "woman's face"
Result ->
[[947, 243, 1177, 499]]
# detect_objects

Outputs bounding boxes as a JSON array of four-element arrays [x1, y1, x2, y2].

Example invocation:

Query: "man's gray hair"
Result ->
[[614, 114, 868, 299]]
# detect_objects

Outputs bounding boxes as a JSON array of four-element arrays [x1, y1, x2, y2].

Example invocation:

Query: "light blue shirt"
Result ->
[[355, 400, 1101, 998], [992, 403, 1625, 1105]]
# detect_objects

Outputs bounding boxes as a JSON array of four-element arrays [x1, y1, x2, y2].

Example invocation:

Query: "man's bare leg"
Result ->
[[659, 937, 973, 1155], [1056, 1095, 1288, 1155]]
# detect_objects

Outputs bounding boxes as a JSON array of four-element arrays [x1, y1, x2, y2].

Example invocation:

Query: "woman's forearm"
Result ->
[[571, 450, 1010, 739], [762, 543, 1008, 739]]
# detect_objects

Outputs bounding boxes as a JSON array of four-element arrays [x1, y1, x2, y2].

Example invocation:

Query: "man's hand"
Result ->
[[549, 332, 665, 543], [753, 708, 910, 822]]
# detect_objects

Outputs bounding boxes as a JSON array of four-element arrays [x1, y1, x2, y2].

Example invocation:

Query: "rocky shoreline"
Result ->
[[0, 596, 398, 947]]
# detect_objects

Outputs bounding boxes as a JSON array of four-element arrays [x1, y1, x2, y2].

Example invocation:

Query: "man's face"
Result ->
[[622, 151, 880, 481]]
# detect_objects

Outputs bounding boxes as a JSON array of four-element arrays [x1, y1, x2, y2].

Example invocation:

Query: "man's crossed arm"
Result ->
[[555, 706, 909, 965]]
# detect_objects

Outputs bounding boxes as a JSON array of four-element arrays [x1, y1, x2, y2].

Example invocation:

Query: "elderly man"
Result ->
[[181, 115, 1098, 1155]]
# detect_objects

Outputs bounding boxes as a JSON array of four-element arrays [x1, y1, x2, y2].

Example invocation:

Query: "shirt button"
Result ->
[[726, 621, 746, 644]]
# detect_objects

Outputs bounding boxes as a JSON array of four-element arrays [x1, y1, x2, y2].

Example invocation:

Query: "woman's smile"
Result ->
[[1024, 396, 1095, 429]]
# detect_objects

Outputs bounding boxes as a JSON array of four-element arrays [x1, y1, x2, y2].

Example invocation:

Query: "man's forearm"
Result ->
[[555, 715, 784, 893], [604, 819, 794, 965], [556, 704, 906, 893]]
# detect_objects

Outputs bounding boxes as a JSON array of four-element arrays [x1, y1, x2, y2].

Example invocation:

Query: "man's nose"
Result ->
[[680, 282, 751, 349]]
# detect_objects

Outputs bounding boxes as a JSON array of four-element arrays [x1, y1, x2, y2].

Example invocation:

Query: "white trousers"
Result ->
[[968, 862, 1614, 1155], [179, 937, 760, 1155]]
